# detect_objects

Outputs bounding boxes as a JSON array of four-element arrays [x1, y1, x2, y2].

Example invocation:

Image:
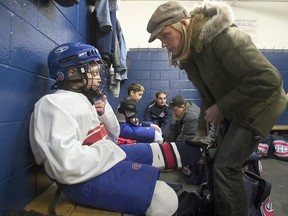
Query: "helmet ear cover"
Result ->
[[50, 62, 89, 90]]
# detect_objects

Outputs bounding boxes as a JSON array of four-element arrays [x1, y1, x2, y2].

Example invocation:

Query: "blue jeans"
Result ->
[[213, 120, 261, 216]]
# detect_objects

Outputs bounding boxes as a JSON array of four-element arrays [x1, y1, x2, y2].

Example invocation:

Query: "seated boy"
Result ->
[[29, 42, 202, 216], [116, 83, 163, 143]]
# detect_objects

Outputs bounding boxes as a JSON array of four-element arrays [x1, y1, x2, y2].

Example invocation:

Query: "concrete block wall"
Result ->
[[109, 48, 288, 126], [0, 0, 91, 214], [0, 1, 287, 214], [110, 48, 205, 119]]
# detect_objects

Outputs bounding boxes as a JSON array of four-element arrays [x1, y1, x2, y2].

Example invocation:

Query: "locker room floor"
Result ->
[[25, 158, 286, 216], [160, 158, 287, 216]]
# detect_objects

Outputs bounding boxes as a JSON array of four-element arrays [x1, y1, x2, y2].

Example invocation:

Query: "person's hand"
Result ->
[[94, 95, 107, 116], [204, 104, 224, 124], [150, 123, 161, 133], [194, 130, 207, 140]]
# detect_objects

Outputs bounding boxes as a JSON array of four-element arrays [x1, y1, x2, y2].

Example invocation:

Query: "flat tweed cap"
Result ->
[[147, 1, 189, 43]]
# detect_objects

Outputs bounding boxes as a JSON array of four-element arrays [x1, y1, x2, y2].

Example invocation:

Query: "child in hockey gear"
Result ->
[[116, 83, 163, 143], [30, 42, 202, 216]]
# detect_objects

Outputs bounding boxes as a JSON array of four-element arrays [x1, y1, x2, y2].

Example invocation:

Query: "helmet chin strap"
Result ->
[[51, 79, 103, 104], [80, 87, 103, 104]]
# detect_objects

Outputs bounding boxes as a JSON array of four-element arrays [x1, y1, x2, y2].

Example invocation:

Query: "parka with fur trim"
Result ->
[[181, 1, 287, 136]]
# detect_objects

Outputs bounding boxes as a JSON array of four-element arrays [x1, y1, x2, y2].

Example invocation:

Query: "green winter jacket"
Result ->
[[165, 102, 200, 142], [181, 2, 287, 137]]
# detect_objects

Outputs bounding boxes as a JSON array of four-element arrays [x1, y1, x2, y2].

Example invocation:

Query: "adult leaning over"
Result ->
[[147, 1, 287, 216]]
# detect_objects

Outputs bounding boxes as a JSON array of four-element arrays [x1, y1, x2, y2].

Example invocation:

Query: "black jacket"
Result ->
[[144, 100, 173, 137]]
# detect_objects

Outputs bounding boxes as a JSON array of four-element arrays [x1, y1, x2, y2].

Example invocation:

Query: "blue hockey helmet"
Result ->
[[48, 42, 102, 80]]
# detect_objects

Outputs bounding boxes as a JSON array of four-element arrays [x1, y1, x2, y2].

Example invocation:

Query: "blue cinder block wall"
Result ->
[[0, 1, 287, 214], [110, 48, 202, 117], [0, 0, 91, 214], [109, 48, 288, 126]]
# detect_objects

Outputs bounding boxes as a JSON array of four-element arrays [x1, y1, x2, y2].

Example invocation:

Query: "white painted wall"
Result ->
[[117, 1, 288, 50]]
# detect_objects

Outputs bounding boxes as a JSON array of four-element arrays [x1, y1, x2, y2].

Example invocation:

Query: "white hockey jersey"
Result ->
[[29, 90, 126, 184]]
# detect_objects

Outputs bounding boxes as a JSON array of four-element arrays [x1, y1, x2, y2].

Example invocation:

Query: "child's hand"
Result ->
[[151, 124, 161, 133], [94, 95, 107, 116]]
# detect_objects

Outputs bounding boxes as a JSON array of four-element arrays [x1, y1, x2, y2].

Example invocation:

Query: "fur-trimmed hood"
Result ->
[[190, 1, 235, 52]]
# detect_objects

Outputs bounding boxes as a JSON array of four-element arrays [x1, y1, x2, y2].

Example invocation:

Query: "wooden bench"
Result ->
[[25, 183, 121, 216], [271, 125, 288, 131]]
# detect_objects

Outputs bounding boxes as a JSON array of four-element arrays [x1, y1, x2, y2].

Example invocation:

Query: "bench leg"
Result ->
[[48, 184, 63, 216]]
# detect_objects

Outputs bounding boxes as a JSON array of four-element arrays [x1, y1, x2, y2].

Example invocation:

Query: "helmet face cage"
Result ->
[[83, 59, 110, 98], [48, 42, 109, 99], [95, 59, 109, 96]]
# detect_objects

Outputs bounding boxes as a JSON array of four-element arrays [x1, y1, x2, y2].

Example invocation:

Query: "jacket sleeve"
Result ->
[[212, 27, 283, 119], [165, 122, 180, 142], [176, 110, 199, 141], [98, 100, 120, 143], [30, 97, 126, 185], [143, 104, 152, 122], [161, 109, 174, 138], [182, 60, 214, 133]]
